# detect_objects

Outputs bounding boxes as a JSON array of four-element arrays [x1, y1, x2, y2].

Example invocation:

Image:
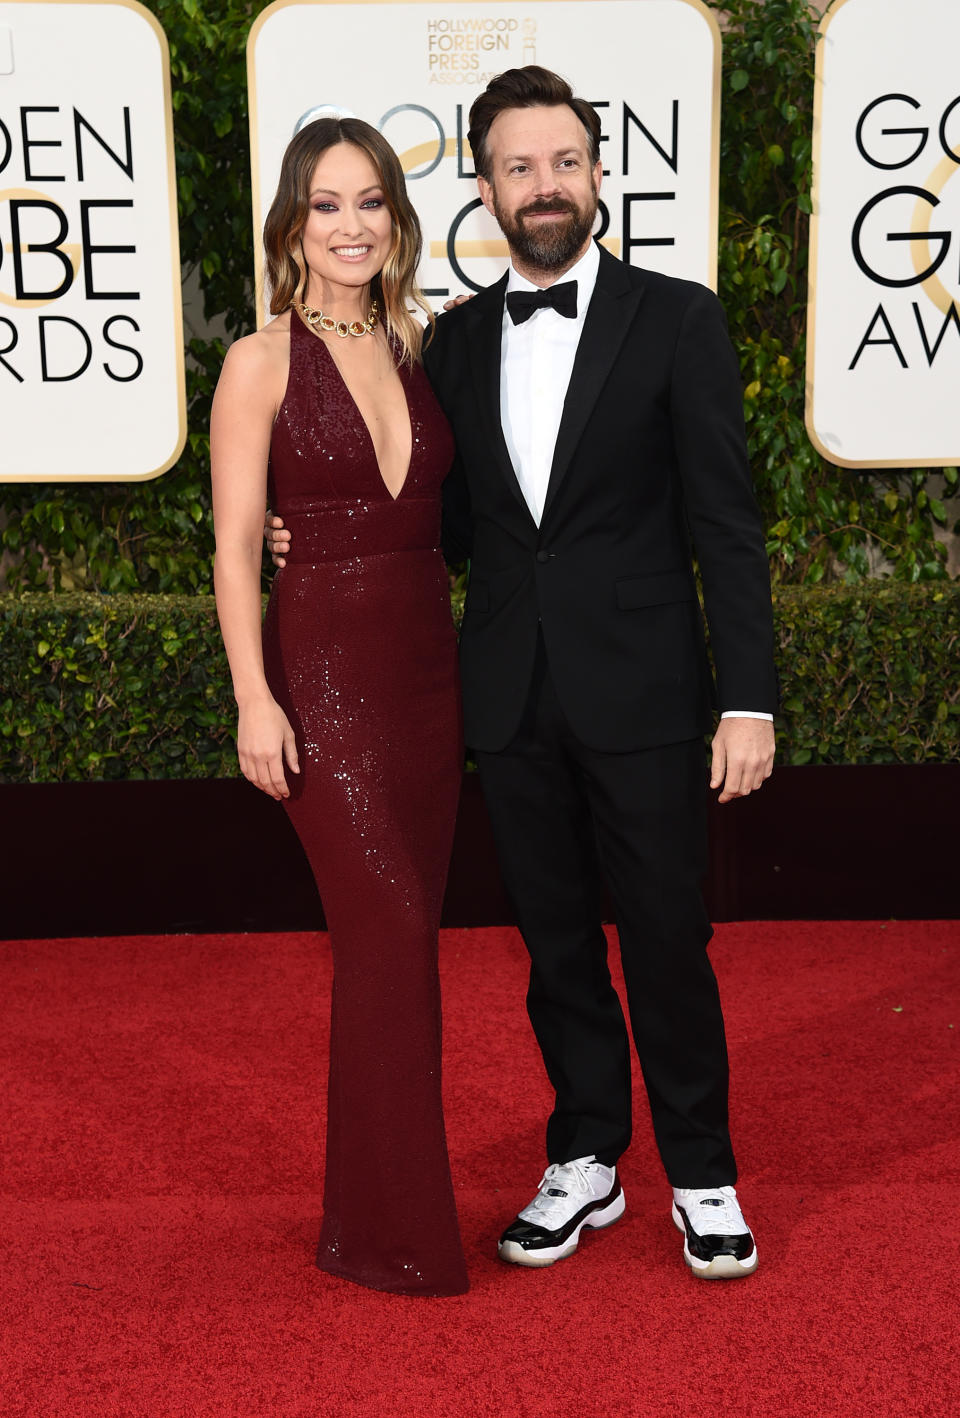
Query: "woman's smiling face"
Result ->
[[300, 141, 394, 303]]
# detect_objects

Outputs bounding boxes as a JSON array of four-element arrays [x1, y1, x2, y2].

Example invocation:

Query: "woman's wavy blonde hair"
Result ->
[[263, 117, 432, 365]]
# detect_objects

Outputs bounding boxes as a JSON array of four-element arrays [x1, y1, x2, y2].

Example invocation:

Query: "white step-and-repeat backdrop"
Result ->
[[247, 0, 721, 319], [0, 0, 185, 482], [806, 0, 960, 467]]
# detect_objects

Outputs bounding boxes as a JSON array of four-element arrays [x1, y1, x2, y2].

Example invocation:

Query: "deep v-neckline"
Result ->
[[296, 308, 413, 502]]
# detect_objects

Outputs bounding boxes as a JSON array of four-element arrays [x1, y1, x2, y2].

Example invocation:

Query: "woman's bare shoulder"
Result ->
[[226, 312, 290, 367], [219, 314, 291, 404]]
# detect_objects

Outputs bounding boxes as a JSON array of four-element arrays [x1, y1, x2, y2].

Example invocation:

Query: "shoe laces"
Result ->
[[542, 1157, 597, 1196], [675, 1185, 747, 1236], [526, 1156, 600, 1224]]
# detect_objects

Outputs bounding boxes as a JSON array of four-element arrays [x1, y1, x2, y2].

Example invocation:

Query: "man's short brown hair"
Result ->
[[467, 66, 602, 181]]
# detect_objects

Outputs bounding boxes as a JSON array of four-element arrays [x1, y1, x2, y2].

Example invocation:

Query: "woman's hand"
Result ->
[[237, 695, 300, 799]]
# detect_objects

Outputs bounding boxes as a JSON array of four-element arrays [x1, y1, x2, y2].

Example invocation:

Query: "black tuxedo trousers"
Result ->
[[476, 632, 735, 1184]]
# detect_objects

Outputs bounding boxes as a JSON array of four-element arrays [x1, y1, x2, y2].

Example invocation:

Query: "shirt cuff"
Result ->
[[720, 711, 774, 721]]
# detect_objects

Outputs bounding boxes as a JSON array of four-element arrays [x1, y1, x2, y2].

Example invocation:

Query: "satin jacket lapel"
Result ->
[[540, 250, 645, 525], [464, 274, 531, 517]]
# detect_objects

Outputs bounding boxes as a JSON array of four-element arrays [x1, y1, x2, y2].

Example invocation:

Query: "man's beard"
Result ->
[[492, 189, 598, 272]]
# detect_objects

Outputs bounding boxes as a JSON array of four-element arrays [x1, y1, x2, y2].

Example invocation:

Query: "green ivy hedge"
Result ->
[[773, 583, 959, 763], [0, 594, 232, 781], [2, 584, 957, 783]]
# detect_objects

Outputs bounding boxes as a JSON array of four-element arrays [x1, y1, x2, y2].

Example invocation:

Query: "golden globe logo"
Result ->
[[0, 0, 185, 483], [848, 93, 960, 370], [807, 0, 960, 468], [373, 93, 685, 295], [248, 0, 721, 319], [0, 108, 144, 384]]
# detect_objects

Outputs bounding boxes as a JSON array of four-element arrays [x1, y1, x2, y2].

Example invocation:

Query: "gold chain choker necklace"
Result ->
[[298, 298, 379, 339]]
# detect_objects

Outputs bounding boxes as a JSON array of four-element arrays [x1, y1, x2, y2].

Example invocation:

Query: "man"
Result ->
[[269, 66, 777, 1279]]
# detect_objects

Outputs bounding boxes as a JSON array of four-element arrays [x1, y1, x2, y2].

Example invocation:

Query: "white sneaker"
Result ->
[[672, 1185, 758, 1279], [498, 1156, 626, 1267]]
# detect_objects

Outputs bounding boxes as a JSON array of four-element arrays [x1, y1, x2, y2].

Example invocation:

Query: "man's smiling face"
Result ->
[[478, 103, 603, 277]]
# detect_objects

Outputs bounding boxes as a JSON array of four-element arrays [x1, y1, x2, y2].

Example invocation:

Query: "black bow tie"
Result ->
[[506, 280, 578, 325]]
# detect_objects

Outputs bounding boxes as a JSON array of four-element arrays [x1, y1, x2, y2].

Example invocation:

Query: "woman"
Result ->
[[210, 118, 467, 1296]]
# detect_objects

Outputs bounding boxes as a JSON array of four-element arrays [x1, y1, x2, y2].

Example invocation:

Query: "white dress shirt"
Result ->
[[500, 240, 599, 527], [498, 240, 772, 725]]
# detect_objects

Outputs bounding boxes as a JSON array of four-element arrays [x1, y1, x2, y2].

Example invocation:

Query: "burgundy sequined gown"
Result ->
[[261, 310, 467, 1296]]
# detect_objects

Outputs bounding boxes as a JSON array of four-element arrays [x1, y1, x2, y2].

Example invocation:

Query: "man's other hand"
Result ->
[[710, 717, 775, 804], [265, 512, 290, 569]]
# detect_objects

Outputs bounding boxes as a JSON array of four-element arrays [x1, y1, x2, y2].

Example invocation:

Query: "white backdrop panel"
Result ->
[[807, 0, 960, 468], [0, 0, 185, 482], [248, 0, 720, 322]]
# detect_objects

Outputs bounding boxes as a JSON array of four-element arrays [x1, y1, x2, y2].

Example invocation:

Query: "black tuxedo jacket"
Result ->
[[423, 245, 778, 754]]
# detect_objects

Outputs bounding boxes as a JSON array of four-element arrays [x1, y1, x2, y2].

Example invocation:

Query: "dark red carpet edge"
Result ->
[[1, 921, 958, 1418]]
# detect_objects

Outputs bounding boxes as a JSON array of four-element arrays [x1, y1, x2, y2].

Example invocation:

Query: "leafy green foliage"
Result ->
[[775, 583, 960, 763], [0, 593, 237, 781], [3, 584, 957, 782], [710, 0, 952, 583], [158, 0, 256, 338]]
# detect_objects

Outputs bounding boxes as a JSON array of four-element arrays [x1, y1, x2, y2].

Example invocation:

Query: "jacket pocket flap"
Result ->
[[615, 571, 696, 610]]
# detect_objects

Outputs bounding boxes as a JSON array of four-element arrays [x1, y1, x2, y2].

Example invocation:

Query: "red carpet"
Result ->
[[1, 921, 957, 1417]]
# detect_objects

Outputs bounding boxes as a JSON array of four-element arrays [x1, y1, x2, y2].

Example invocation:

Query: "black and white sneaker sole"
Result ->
[[671, 1203, 758, 1279], [498, 1190, 626, 1268]]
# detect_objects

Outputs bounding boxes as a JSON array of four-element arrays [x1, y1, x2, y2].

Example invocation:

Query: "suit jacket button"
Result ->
[[536, 550, 551, 564]]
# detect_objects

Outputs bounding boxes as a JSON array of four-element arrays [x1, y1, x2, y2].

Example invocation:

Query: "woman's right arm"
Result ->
[[211, 336, 299, 800]]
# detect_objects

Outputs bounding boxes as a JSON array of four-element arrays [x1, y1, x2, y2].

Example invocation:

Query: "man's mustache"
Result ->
[[517, 199, 579, 219]]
